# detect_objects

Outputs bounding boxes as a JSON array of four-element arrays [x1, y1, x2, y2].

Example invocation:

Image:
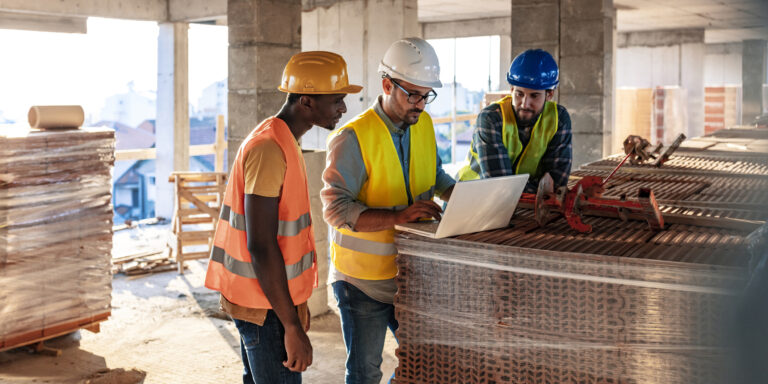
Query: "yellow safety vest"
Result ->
[[458, 96, 558, 181], [328, 108, 437, 280]]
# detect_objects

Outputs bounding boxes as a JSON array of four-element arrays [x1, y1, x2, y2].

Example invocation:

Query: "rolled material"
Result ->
[[28, 105, 84, 129]]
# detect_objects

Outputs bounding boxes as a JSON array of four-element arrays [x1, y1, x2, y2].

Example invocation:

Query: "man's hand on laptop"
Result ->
[[396, 200, 443, 223]]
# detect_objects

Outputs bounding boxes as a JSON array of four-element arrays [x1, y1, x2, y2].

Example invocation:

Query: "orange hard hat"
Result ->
[[278, 51, 362, 94]]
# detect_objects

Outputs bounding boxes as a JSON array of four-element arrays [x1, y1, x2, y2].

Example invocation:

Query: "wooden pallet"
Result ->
[[167, 172, 227, 274], [0, 311, 110, 353]]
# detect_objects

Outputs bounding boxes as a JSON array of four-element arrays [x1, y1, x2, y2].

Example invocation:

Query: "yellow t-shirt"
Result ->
[[221, 135, 308, 326], [242, 138, 286, 197]]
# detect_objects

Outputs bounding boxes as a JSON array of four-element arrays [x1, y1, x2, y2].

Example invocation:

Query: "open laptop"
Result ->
[[395, 174, 529, 239]]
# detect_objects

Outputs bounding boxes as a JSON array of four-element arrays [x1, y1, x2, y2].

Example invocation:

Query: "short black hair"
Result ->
[[286, 93, 318, 105]]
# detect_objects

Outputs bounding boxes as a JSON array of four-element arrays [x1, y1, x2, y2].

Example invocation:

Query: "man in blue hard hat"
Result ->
[[457, 49, 572, 193]]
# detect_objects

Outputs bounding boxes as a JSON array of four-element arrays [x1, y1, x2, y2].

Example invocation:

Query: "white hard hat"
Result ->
[[378, 37, 442, 88]]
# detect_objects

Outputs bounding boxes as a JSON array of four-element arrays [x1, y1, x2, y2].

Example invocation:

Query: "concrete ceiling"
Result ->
[[418, 0, 768, 43]]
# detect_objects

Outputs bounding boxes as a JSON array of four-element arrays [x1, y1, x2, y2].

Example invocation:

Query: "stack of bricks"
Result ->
[[704, 86, 742, 135], [393, 212, 755, 384], [392, 126, 767, 383]]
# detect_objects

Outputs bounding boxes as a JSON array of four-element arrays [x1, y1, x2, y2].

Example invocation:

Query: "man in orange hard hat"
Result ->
[[205, 51, 361, 384]]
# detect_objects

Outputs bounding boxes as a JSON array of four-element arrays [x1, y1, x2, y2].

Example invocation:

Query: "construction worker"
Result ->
[[205, 51, 361, 384], [321, 37, 455, 384], [457, 49, 572, 193]]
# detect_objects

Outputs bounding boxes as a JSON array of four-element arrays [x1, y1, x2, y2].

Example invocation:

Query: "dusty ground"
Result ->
[[0, 225, 397, 384]]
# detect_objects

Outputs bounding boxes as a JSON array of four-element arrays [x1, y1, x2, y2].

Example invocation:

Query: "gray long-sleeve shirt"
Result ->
[[321, 96, 456, 304]]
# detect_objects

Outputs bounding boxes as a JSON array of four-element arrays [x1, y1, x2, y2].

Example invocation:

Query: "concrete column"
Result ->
[[301, 0, 419, 149], [511, 0, 615, 167], [156, 22, 190, 219], [227, 0, 301, 164], [742, 39, 768, 123], [498, 35, 511, 92]]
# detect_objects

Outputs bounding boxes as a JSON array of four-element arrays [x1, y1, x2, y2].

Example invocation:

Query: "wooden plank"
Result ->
[[180, 193, 219, 203], [177, 188, 220, 218], [179, 237, 213, 246], [167, 172, 227, 182], [181, 216, 217, 225], [179, 230, 214, 241], [0, 312, 110, 352], [215, 114, 226, 172], [178, 185, 225, 194], [431, 113, 477, 125], [179, 251, 210, 260], [112, 249, 164, 264]]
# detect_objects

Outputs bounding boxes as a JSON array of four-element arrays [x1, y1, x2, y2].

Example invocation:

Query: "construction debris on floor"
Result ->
[[0, 127, 115, 352]]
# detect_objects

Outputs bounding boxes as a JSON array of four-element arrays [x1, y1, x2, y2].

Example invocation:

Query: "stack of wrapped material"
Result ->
[[394, 213, 757, 384], [0, 126, 114, 350], [393, 126, 768, 383]]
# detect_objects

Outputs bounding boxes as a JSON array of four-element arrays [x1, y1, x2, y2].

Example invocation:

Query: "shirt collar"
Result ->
[[373, 95, 408, 135]]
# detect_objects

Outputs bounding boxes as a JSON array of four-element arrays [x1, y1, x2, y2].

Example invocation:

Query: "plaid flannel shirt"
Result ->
[[468, 102, 572, 193]]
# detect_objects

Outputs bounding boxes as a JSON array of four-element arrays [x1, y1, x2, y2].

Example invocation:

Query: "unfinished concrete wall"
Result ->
[[511, 0, 615, 165], [617, 29, 705, 142], [705, 43, 743, 85], [742, 39, 768, 122], [227, 0, 301, 164], [301, 0, 419, 149]]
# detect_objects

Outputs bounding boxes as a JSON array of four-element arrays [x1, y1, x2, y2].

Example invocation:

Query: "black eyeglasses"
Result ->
[[389, 78, 437, 104]]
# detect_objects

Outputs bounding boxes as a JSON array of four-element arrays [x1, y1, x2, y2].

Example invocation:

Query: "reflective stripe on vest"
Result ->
[[331, 228, 397, 256], [328, 108, 437, 280], [457, 97, 558, 181], [210, 246, 314, 280], [220, 204, 311, 236]]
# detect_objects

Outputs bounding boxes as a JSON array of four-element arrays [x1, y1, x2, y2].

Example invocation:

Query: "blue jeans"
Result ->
[[333, 280, 398, 384], [233, 312, 301, 384]]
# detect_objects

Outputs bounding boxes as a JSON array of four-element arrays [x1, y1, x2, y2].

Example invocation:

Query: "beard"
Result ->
[[402, 108, 423, 125], [513, 107, 542, 128]]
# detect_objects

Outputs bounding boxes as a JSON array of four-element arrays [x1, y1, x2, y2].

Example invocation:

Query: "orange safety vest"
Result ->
[[205, 117, 318, 309]]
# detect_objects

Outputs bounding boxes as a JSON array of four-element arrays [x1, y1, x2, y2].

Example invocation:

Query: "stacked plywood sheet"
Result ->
[[393, 128, 767, 383], [615, 88, 652, 154], [0, 126, 114, 351]]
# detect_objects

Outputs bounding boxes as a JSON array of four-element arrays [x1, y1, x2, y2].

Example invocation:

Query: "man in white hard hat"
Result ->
[[321, 37, 455, 383]]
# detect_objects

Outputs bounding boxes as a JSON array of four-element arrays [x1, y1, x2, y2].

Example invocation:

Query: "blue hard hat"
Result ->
[[506, 49, 559, 90]]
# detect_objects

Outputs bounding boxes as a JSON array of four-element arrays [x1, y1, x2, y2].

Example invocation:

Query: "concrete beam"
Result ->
[[0, 0, 166, 21], [706, 42, 743, 55], [421, 17, 510, 40], [156, 22, 190, 219], [618, 28, 705, 48], [168, 0, 226, 22], [0, 10, 86, 33]]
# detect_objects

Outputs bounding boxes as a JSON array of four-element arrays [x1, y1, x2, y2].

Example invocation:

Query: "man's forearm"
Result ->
[[352, 209, 398, 232], [250, 244, 302, 330]]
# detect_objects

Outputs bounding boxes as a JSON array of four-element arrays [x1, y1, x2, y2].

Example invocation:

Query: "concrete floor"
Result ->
[[0, 259, 397, 384]]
